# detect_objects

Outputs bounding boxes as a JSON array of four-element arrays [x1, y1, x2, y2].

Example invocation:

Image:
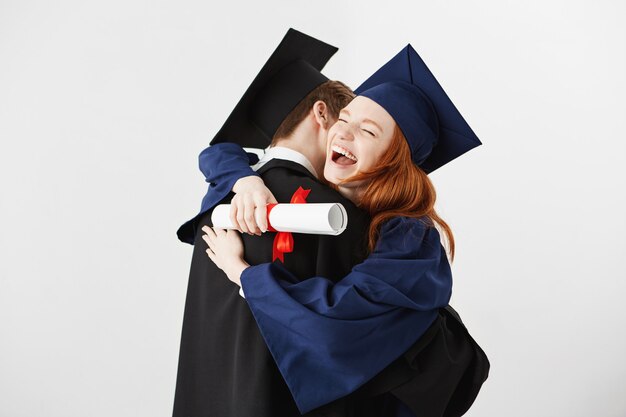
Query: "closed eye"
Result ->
[[338, 118, 347, 123], [362, 129, 375, 137]]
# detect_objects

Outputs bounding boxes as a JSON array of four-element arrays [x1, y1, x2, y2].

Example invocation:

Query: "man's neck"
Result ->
[[273, 135, 325, 178]]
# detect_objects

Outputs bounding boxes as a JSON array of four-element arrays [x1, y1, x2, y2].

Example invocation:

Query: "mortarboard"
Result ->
[[354, 44, 482, 174], [210, 28, 338, 148]]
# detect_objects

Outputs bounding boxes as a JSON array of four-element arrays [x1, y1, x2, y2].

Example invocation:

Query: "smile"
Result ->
[[331, 144, 358, 166]]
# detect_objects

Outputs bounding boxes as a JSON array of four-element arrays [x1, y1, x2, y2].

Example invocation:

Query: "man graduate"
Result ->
[[172, 29, 381, 417]]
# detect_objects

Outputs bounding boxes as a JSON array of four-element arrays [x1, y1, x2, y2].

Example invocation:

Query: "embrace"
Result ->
[[172, 28, 490, 417]]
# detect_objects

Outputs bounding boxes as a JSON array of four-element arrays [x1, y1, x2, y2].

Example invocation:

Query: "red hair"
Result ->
[[336, 124, 455, 261]]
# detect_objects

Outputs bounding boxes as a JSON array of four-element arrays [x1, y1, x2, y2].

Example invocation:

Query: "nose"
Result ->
[[335, 124, 355, 142]]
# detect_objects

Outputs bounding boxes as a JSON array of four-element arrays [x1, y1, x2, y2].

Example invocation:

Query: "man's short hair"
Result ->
[[271, 80, 355, 144]]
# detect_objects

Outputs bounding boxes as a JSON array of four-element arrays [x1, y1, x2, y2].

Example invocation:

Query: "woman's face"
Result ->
[[323, 96, 396, 194]]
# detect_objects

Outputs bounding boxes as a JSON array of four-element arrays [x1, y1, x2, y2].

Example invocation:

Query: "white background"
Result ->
[[1, 0, 625, 416]]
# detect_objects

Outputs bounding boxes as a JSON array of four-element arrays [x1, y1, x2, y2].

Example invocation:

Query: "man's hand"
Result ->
[[230, 176, 278, 235]]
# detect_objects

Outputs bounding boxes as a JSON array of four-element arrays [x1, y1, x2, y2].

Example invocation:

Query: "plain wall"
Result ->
[[1, 0, 624, 416]]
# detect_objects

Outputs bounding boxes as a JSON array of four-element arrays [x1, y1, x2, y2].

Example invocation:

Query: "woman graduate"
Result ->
[[203, 45, 489, 417]]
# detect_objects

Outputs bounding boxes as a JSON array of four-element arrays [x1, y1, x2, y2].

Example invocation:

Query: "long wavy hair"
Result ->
[[335, 124, 455, 261]]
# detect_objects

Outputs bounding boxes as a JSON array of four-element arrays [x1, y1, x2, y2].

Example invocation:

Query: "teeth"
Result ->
[[332, 144, 357, 162]]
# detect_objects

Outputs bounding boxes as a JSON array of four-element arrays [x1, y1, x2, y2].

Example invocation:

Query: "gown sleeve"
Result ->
[[176, 143, 260, 244], [239, 216, 453, 414], [197, 142, 260, 212]]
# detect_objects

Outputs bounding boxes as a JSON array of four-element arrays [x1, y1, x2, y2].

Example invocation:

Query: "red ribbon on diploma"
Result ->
[[266, 186, 311, 263]]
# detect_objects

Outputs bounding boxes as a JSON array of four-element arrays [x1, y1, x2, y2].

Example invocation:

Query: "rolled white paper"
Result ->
[[211, 203, 348, 236]]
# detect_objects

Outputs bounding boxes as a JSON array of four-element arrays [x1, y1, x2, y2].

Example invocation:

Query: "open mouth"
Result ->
[[331, 144, 358, 166]]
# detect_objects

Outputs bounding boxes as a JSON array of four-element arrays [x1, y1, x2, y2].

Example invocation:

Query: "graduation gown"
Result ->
[[174, 144, 490, 416], [238, 216, 455, 414], [173, 157, 387, 417]]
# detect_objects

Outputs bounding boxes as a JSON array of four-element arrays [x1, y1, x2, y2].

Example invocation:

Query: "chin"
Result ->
[[323, 171, 341, 186], [324, 160, 353, 185]]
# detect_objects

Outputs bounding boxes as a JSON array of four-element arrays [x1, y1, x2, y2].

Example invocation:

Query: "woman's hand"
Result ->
[[202, 225, 250, 287], [230, 176, 278, 235]]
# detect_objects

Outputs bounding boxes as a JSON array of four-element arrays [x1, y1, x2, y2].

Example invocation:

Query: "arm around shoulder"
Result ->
[[198, 142, 259, 186]]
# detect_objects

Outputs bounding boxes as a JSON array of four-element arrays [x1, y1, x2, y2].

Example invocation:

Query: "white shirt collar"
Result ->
[[251, 146, 318, 179]]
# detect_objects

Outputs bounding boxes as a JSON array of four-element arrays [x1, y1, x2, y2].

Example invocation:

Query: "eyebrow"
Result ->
[[362, 118, 383, 133], [339, 109, 384, 133]]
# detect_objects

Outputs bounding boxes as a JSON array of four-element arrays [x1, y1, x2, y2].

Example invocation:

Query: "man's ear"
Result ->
[[312, 100, 330, 129]]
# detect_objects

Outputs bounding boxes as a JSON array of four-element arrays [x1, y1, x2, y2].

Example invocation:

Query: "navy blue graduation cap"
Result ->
[[209, 28, 338, 148], [354, 44, 482, 173]]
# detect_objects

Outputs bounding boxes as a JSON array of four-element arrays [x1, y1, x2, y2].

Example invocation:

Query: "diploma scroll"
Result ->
[[211, 203, 348, 236]]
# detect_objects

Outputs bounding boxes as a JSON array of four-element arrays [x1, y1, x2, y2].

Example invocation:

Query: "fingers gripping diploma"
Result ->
[[201, 226, 250, 287], [229, 176, 278, 235]]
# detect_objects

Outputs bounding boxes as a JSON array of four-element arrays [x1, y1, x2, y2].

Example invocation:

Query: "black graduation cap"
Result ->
[[209, 28, 338, 148]]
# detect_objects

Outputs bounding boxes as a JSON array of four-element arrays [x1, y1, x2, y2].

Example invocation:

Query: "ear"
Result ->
[[311, 100, 330, 129]]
